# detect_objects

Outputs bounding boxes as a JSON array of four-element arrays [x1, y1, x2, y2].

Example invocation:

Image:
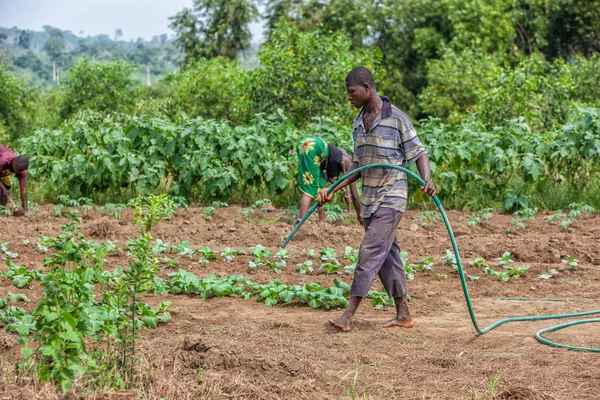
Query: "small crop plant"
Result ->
[[202, 206, 215, 221], [561, 256, 579, 270], [411, 210, 441, 227]]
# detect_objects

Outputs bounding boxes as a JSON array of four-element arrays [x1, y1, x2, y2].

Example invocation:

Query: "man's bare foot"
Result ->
[[381, 318, 414, 328], [329, 315, 351, 332]]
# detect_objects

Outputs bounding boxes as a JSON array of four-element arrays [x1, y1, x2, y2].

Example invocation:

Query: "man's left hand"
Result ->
[[420, 180, 436, 196]]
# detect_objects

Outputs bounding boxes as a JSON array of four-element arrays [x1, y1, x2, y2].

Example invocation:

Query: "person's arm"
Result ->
[[318, 161, 361, 205], [17, 173, 28, 213], [349, 181, 361, 219], [415, 153, 436, 196]]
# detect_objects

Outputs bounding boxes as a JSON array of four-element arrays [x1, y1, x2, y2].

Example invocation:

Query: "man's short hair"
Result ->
[[13, 155, 29, 171], [345, 67, 376, 88]]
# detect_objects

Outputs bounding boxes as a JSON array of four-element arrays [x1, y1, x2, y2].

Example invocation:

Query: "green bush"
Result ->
[[419, 47, 502, 121], [474, 54, 572, 129], [60, 58, 141, 119], [0, 66, 32, 144], [247, 22, 381, 127], [561, 54, 600, 106], [170, 58, 248, 123]]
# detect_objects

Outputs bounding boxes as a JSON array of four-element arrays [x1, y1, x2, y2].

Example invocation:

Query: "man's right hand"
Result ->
[[317, 188, 334, 205]]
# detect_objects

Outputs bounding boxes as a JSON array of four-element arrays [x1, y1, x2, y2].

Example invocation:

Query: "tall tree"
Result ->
[[169, 0, 258, 65], [43, 27, 65, 84], [18, 30, 31, 49]]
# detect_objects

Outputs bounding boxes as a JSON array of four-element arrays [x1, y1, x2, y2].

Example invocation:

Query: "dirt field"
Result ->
[[1, 206, 599, 399]]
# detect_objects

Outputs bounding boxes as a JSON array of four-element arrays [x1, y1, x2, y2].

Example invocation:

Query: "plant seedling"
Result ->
[[539, 269, 559, 280], [275, 248, 291, 259], [221, 247, 244, 262], [415, 256, 434, 272], [297, 260, 314, 275], [561, 255, 579, 270], [319, 262, 340, 274], [404, 264, 416, 280], [496, 252, 514, 268], [202, 206, 215, 221], [304, 248, 316, 258], [237, 208, 255, 223], [469, 257, 488, 268], [412, 210, 441, 227], [442, 249, 458, 270], [253, 199, 272, 211], [197, 246, 217, 260]]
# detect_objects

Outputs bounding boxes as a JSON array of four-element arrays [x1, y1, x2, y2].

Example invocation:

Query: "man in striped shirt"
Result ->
[[318, 66, 436, 332]]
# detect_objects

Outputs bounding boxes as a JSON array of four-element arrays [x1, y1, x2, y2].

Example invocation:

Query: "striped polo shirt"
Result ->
[[352, 97, 427, 218]]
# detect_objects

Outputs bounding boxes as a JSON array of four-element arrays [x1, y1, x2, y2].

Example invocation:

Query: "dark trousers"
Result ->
[[0, 182, 10, 206], [350, 206, 408, 298]]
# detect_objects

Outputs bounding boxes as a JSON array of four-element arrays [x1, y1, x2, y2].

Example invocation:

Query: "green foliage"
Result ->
[[247, 22, 381, 127], [296, 260, 314, 275], [202, 206, 215, 221], [60, 58, 141, 119], [165, 269, 391, 310], [561, 256, 579, 270], [475, 55, 572, 129], [169, 58, 247, 122], [412, 210, 442, 227], [0, 66, 32, 144], [130, 195, 177, 233], [420, 48, 502, 120], [169, 0, 258, 64]]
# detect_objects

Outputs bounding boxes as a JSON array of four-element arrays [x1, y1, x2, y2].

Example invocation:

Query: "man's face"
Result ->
[[346, 82, 369, 109]]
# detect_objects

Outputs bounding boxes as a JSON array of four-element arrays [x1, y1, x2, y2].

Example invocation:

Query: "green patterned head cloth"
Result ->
[[296, 137, 329, 199]]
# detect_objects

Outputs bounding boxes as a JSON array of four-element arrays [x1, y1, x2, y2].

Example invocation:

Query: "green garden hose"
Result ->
[[281, 163, 600, 352]]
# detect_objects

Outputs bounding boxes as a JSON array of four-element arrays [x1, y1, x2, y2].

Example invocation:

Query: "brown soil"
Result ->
[[1, 206, 599, 399]]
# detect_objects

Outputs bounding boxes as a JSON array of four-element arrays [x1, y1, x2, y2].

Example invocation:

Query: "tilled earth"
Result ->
[[1, 206, 599, 399]]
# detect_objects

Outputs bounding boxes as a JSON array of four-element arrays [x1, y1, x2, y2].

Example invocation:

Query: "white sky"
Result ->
[[0, 0, 264, 41]]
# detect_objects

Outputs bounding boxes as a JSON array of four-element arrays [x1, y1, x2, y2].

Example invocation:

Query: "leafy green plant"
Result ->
[[496, 252, 514, 268], [304, 248, 316, 258], [0, 205, 13, 216], [415, 256, 435, 272], [197, 246, 217, 261], [404, 264, 416, 280], [211, 201, 229, 208], [170, 240, 196, 259], [202, 206, 215, 221], [539, 269, 559, 280], [561, 256, 579, 270], [220, 247, 244, 262], [253, 199, 272, 211], [248, 244, 272, 270], [237, 208, 255, 224], [324, 204, 348, 224], [3, 260, 44, 288], [97, 203, 127, 219], [151, 239, 170, 255], [297, 260, 314, 275], [441, 249, 458, 271], [469, 258, 488, 268], [412, 210, 442, 227], [465, 208, 493, 227]]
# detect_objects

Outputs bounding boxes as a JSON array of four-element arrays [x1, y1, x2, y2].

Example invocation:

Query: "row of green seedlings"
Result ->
[[0, 195, 177, 393], [0, 194, 188, 219], [436, 250, 579, 281], [411, 202, 595, 232], [163, 270, 395, 310]]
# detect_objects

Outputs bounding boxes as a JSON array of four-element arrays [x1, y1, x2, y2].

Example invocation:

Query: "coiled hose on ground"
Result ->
[[281, 163, 600, 352]]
